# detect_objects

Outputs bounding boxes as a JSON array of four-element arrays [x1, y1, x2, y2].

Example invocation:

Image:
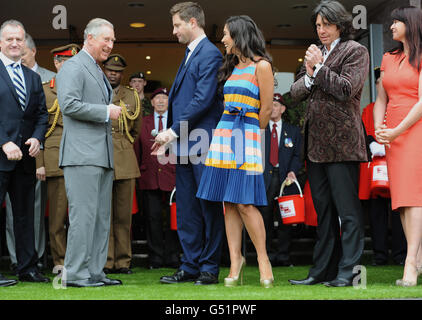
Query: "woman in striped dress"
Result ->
[[197, 15, 274, 287]]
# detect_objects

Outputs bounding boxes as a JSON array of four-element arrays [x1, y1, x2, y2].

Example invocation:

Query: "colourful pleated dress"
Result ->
[[196, 62, 267, 206]]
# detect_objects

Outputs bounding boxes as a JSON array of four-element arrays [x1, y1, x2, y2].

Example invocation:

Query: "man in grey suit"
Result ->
[[56, 18, 123, 288], [5, 33, 55, 272]]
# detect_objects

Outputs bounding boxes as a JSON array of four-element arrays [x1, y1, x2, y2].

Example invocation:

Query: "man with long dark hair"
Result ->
[[289, 0, 370, 287]]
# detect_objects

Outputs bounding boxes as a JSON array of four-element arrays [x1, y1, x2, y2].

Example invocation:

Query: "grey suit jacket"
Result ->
[[36, 65, 56, 82], [56, 50, 114, 169]]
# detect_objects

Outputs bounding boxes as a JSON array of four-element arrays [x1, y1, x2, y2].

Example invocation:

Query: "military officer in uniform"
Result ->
[[103, 54, 142, 274], [35, 43, 81, 270]]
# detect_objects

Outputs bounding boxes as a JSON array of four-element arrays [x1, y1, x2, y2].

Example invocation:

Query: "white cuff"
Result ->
[[304, 75, 314, 89], [169, 128, 178, 139], [106, 105, 110, 123], [313, 63, 323, 77]]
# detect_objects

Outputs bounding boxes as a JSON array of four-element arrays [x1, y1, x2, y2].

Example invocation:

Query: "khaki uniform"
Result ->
[[106, 85, 142, 270], [36, 78, 68, 267]]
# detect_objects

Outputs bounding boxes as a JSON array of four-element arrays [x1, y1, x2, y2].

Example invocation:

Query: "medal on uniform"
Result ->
[[284, 137, 293, 148]]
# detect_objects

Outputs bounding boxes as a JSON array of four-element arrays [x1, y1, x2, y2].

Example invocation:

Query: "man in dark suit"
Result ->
[[134, 87, 179, 269], [289, 0, 369, 287], [0, 19, 49, 285], [154, 2, 224, 285], [259, 94, 302, 267]]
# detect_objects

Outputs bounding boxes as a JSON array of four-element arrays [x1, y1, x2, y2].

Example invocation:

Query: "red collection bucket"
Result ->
[[169, 188, 177, 230], [370, 156, 390, 198], [276, 179, 305, 225]]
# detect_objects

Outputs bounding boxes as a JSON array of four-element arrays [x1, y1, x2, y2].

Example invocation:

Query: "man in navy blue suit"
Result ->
[[0, 20, 49, 285], [154, 2, 224, 285], [259, 94, 302, 267]]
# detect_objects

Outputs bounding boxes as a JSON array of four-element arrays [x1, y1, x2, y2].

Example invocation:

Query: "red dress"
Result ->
[[381, 52, 422, 210]]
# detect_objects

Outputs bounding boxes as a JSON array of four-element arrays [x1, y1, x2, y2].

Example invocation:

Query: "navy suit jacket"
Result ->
[[263, 121, 302, 192], [167, 37, 223, 156], [0, 60, 48, 172]]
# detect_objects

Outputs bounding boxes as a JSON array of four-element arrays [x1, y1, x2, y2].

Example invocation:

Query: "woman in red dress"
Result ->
[[374, 6, 422, 287]]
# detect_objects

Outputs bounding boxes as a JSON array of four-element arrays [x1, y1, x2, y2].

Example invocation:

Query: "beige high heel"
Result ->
[[224, 257, 246, 287], [260, 277, 274, 288], [260, 262, 274, 288], [396, 278, 417, 287]]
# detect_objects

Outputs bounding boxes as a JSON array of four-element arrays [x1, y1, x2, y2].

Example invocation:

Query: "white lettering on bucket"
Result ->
[[279, 200, 296, 218], [372, 165, 388, 181]]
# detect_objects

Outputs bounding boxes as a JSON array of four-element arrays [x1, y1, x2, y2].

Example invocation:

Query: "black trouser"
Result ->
[[307, 161, 365, 282], [258, 168, 293, 263], [143, 189, 180, 266], [368, 197, 406, 264], [0, 162, 38, 275]]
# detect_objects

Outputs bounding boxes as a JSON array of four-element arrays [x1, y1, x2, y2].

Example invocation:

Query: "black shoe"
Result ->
[[115, 268, 133, 274], [100, 277, 122, 286], [19, 271, 50, 283], [103, 268, 114, 274], [63, 279, 105, 288], [160, 270, 198, 284], [325, 278, 353, 287], [288, 276, 325, 285], [194, 272, 218, 285], [0, 273, 18, 287]]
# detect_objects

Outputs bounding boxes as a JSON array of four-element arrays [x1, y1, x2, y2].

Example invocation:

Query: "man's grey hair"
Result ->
[[83, 18, 114, 43], [0, 19, 26, 39], [25, 33, 36, 50]]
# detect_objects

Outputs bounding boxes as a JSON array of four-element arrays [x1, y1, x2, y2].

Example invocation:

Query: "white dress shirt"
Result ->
[[305, 37, 341, 89], [32, 62, 39, 73], [154, 111, 168, 131], [0, 51, 26, 92], [185, 33, 207, 65]]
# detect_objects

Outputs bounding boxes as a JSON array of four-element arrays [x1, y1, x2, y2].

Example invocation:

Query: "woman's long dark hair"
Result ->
[[217, 15, 272, 97], [389, 6, 422, 70]]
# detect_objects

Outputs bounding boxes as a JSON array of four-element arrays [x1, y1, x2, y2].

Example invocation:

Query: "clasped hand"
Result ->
[[375, 124, 400, 147], [304, 44, 323, 75]]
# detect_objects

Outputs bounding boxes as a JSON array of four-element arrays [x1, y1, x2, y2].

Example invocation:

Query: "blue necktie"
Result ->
[[12, 63, 26, 111], [183, 47, 191, 67]]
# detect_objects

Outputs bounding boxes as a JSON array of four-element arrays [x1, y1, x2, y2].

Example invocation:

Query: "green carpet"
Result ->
[[0, 265, 421, 300]]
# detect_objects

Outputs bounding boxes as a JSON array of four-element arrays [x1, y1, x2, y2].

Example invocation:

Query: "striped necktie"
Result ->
[[12, 63, 26, 111]]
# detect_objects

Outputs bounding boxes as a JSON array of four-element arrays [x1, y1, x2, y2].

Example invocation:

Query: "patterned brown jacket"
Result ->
[[291, 39, 370, 163]]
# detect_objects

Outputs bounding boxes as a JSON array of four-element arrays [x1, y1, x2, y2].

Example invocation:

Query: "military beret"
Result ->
[[151, 87, 169, 100], [129, 71, 146, 81], [50, 43, 81, 57], [103, 54, 127, 71], [273, 93, 285, 106]]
